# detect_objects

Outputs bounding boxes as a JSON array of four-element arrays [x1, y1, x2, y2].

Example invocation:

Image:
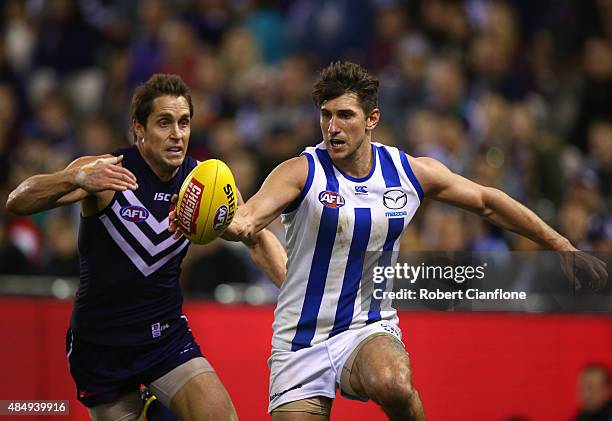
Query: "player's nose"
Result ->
[[327, 116, 340, 135], [170, 123, 182, 139]]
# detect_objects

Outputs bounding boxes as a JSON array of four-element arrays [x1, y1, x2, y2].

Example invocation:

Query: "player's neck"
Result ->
[[149, 165, 179, 182], [333, 139, 373, 179], [137, 146, 179, 182]]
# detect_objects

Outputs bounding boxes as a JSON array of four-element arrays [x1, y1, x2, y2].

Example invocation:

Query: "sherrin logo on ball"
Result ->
[[176, 159, 237, 244]]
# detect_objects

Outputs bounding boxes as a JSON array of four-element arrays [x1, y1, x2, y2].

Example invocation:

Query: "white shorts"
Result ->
[[268, 320, 403, 412]]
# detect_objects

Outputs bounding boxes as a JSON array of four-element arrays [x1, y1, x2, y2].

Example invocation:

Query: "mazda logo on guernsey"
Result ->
[[383, 189, 407, 209], [318, 191, 346, 208], [120, 205, 149, 222]]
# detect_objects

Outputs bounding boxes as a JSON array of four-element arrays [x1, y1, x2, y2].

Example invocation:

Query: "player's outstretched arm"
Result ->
[[6, 155, 138, 215], [233, 188, 288, 287], [410, 155, 607, 290], [411, 156, 572, 249], [223, 156, 308, 243], [245, 229, 287, 288]]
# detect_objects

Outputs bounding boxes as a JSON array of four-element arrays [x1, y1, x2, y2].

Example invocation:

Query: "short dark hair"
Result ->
[[130, 74, 193, 141], [312, 61, 379, 115], [583, 363, 611, 385]]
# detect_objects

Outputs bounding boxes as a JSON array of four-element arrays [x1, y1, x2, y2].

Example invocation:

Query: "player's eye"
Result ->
[[159, 119, 169, 127], [179, 119, 190, 128]]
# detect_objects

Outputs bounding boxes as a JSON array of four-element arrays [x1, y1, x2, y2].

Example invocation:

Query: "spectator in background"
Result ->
[[2, 214, 43, 271], [572, 39, 612, 151], [0, 214, 31, 274], [29, 0, 106, 114], [0, 0, 610, 280], [285, 0, 374, 65], [587, 120, 612, 208], [24, 91, 75, 152], [245, 0, 292, 64], [76, 116, 120, 156], [41, 212, 79, 277], [425, 57, 466, 118], [32, 0, 99, 77], [157, 19, 200, 87], [0, 83, 21, 185], [127, 0, 166, 90], [182, 240, 249, 297], [574, 364, 612, 421], [183, 0, 235, 47]]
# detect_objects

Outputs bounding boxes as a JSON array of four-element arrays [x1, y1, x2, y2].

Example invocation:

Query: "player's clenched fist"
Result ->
[[74, 155, 138, 192], [168, 194, 182, 240]]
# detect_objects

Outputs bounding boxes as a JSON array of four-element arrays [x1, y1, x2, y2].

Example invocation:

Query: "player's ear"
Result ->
[[133, 118, 145, 141], [366, 108, 380, 132]]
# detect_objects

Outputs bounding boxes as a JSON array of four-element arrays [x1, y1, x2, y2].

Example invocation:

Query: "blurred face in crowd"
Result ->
[[579, 367, 611, 413], [134, 95, 191, 177], [588, 121, 612, 166], [320, 93, 379, 163], [583, 38, 612, 79], [0, 84, 17, 130]]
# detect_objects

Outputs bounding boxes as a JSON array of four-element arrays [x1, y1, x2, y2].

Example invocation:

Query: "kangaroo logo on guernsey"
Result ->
[[318, 191, 345, 208], [355, 185, 368, 195], [120, 205, 149, 222]]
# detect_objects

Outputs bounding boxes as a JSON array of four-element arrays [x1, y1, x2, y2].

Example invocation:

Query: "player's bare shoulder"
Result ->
[[259, 155, 310, 195], [405, 154, 453, 196]]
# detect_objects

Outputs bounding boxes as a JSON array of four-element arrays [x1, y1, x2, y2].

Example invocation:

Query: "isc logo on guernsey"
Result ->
[[318, 191, 345, 208]]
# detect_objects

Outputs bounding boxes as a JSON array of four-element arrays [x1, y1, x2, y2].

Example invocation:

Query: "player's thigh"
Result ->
[[168, 371, 236, 420], [271, 397, 332, 421], [272, 412, 329, 421], [349, 334, 413, 399], [87, 389, 143, 421]]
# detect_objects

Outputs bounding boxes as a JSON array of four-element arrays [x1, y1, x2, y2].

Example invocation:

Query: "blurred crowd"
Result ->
[[0, 0, 610, 294]]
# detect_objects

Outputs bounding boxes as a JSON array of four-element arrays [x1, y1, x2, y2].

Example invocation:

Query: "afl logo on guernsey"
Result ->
[[318, 191, 345, 208], [120, 205, 149, 222]]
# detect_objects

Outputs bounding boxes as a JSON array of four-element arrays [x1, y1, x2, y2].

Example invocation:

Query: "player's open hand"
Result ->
[[75, 155, 138, 193], [559, 250, 608, 292]]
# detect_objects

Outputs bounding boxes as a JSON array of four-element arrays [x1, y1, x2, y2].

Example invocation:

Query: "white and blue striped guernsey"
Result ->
[[273, 141, 423, 352]]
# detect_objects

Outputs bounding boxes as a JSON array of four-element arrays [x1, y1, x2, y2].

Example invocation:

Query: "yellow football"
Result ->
[[176, 159, 237, 244]]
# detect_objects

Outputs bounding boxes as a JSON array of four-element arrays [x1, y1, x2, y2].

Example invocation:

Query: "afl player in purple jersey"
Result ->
[[7, 74, 287, 421]]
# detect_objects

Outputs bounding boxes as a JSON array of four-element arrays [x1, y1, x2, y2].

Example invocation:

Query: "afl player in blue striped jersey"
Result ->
[[217, 62, 607, 421]]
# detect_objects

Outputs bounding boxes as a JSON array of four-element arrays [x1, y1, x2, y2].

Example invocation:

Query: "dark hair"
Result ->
[[583, 363, 611, 385], [312, 61, 379, 115], [130, 74, 193, 142]]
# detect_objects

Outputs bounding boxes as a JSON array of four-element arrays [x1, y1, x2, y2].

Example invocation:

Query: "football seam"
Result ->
[[199, 160, 219, 243]]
